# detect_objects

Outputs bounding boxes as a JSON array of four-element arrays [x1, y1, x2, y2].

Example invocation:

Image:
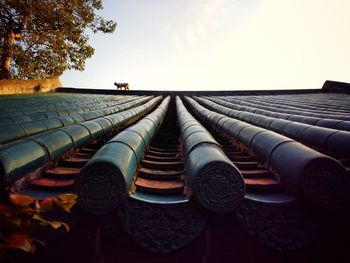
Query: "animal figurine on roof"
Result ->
[[114, 82, 129, 90]]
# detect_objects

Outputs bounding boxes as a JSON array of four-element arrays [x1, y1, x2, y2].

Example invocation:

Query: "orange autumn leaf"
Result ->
[[30, 244, 36, 254], [16, 206, 36, 215], [35, 200, 41, 212], [61, 222, 70, 232], [0, 204, 14, 217], [40, 198, 53, 211], [32, 213, 49, 224], [48, 221, 62, 229], [47, 221, 70, 232], [9, 195, 33, 207], [57, 193, 78, 202], [32, 239, 46, 247], [60, 200, 76, 213], [6, 234, 32, 252]]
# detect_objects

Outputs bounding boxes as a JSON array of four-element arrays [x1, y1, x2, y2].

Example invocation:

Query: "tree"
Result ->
[[0, 0, 116, 79]]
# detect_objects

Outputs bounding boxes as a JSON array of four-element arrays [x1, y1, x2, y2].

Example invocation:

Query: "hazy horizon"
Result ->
[[61, 0, 350, 90]]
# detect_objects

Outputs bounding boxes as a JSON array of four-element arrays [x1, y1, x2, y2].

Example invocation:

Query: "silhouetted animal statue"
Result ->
[[114, 82, 129, 90]]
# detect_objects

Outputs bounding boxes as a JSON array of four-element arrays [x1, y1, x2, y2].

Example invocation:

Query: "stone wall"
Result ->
[[0, 79, 61, 95]]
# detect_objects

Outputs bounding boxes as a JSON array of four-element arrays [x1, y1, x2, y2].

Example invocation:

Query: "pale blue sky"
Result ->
[[61, 0, 350, 90]]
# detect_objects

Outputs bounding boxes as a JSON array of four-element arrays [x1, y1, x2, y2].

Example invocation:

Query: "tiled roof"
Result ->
[[0, 81, 349, 261]]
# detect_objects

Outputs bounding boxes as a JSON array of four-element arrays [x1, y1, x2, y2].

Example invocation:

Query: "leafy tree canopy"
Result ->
[[0, 0, 116, 79]]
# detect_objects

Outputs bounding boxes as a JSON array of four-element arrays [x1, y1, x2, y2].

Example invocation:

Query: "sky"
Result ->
[[61, 0, 350, 91]]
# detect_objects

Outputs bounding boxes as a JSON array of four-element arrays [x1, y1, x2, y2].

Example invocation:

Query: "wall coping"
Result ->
[[0, 79, 61, 95]]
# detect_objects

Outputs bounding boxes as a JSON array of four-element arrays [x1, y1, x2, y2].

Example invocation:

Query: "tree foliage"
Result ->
[[0, 0, 116, 79], [0, 193, 77, 261]]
